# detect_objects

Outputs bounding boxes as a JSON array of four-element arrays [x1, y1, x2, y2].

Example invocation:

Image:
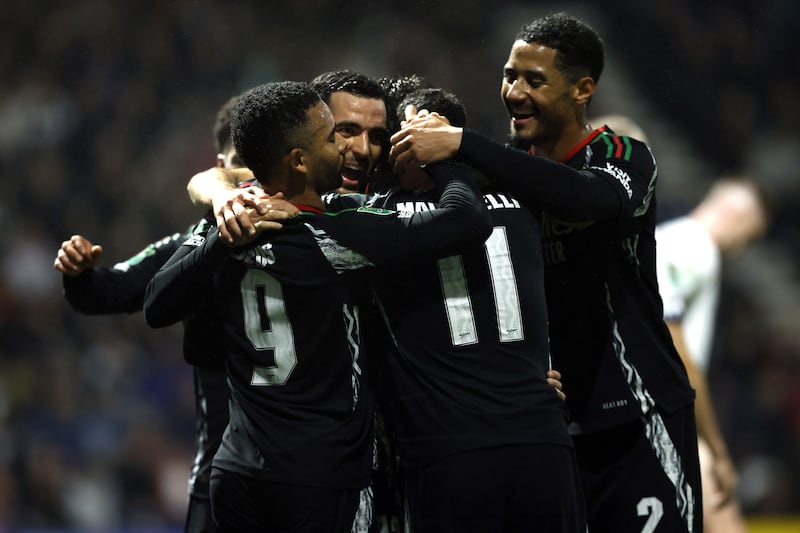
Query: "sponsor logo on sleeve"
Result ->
[[592, 162, 633, 199]]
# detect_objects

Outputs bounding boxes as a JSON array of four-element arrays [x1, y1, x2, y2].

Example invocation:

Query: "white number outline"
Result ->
[[637, 496, 664, 533], [437, 226, 523, 346], [241, 269, 298, 386]]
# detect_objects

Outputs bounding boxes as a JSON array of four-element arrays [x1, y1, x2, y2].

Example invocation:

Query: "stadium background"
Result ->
[[0, 0, 797, 530]]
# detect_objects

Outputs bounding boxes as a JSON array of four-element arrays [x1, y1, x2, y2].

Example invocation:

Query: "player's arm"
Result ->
[[187, 167, 299, 244], [655, 232, 737, 503], [300, 162, 489, 279], [667, 320, 738, 507], [187, 165, 255, 209], [403, 161, 492, 257], [391, 117, 626, 222], [54, 234, 103, 275], [55, 233, 183, 314], [144, 205, 279, 327], [144, 225, 228, 328], [458, 129, 630, 221], [336, 161, 491, 266]]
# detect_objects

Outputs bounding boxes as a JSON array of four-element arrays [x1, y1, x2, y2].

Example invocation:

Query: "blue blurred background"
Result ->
[[0, 0, 797, 529]]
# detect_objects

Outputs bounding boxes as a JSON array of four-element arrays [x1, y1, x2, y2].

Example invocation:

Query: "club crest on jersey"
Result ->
[[540, 215, 593, 237], [230, 243, 276, 267]]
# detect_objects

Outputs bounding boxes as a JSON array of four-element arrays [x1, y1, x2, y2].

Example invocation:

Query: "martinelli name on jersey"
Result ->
[[394, 193, 521, 214]]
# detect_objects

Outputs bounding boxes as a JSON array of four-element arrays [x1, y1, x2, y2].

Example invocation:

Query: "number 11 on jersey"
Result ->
[[438, 226, 523, 347]]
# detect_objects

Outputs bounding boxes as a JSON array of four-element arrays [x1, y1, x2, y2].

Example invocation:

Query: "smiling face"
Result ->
[[501, 40, 588, 154], [328, 91, 389, 192], [302, 101, 347, 195]]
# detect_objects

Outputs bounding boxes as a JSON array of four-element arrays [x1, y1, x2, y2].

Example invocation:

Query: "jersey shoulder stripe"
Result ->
[[592, 131, 634, 161]]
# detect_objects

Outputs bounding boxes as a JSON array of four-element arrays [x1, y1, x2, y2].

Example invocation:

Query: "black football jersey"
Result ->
[[144, 165, 491, 488], [457, 127, 695, 435], [367, 185, 573, 469]]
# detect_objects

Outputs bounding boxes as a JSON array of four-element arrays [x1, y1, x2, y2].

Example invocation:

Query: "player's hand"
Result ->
[[710, 451, 739, 508], [211, 182, 283, 244], [389, 106, 462, 170], [547, 369, 566, 402], [252, 197, 300, 229], [54, 235, 103, 276], [220, 200, 300, 248]]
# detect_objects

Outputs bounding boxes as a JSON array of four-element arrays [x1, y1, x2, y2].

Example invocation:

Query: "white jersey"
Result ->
[[655, 216, 721, 372]]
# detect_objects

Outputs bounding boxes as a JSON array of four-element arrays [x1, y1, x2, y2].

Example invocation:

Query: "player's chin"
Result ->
[[511, 124, 539, 145]]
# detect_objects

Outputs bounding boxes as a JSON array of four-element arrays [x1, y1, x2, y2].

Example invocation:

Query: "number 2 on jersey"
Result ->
[[241, 269, 298, 386], [438, 226, 523, 346], [637, 497, 663, 533]]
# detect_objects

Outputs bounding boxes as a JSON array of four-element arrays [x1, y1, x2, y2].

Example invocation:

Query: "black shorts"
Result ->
[[185, 494, 215, 533], [574, 405, 702, 533], [210, 467, 360, 533], [404, 444, 586, 533]]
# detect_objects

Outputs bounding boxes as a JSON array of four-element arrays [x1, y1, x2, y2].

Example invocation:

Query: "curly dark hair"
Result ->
[[377, 74, 434, 133], [213, 95, 239, 153], [516, 12, 604, 84], [310, 69, 386, 105], [231, 81, 321, 181], [398, 87, 467, 128]]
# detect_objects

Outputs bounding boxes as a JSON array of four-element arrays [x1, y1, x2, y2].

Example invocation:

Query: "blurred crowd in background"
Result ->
[[0, 0, 797, 529]]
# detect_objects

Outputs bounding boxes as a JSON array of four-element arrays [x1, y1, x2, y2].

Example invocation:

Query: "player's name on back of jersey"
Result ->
[[396, 193, 521, 214]]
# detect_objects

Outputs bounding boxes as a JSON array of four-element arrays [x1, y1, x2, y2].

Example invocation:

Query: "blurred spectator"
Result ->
[[0, 0, 797, 528]]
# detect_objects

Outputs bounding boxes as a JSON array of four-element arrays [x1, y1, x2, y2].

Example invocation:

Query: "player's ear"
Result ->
[[287, 147, 308, 174], [574, 76, 595, 107]]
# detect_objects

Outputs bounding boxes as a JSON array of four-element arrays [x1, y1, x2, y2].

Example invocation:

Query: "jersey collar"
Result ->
[[293, 202, 325, 215], [560, 126, 608, 163]]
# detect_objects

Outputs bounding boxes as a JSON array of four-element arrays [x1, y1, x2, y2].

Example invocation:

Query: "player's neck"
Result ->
[[559, 123, 601, 162], [536, 121, 594, 162], [262, 179, 325, 212], [284, 190, 325, 212]]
